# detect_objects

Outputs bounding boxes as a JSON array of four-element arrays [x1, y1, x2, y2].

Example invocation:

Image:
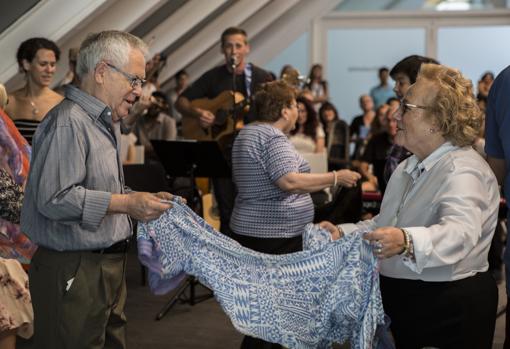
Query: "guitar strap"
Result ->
[[244, 63, 253, 98]]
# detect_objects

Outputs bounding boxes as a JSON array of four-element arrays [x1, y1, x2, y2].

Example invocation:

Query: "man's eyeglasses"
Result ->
[[103, 62, 146, 89]]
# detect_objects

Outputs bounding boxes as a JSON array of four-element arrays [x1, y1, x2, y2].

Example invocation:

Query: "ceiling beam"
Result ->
[[160, 0, 345, 91], [1, 0, 113, 87], [46, 0, 168, 90], [249, 0, 343, 68], [384, 0, 405, 10], [176, 0, 300, 86], [157, 0, 271, 87], [141, 0, 228, 58]]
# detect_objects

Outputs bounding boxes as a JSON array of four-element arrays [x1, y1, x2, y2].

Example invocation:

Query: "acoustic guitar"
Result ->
[[181, 90, 249, 141]]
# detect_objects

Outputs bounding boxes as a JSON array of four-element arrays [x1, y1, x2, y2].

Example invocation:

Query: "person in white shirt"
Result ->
[[321, 63, 499, 349], [288, 97, 325, 154]]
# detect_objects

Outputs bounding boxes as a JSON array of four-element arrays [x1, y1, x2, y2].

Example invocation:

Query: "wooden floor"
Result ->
[[18, 245, 507, 348]]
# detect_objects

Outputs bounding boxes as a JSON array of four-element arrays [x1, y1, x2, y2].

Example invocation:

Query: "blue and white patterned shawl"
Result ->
[[138, 197, 386, 349]]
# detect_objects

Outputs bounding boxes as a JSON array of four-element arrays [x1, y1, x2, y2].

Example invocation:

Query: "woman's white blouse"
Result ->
[[339, 142, 500, 282]]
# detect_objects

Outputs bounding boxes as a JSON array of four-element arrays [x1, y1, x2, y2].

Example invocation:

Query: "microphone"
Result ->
[[230, 56, 238, 69]]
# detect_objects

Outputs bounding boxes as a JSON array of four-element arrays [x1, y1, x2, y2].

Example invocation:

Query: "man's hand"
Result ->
[[197, 108, 215, 128], [154, 192, 187, 205], [175, 96, 215, 128], [153, 191, 174, 202], [125, 192, 171, 222]]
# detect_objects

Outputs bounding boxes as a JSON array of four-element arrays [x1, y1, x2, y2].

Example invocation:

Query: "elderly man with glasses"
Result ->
[[21, 30, 173, 348]]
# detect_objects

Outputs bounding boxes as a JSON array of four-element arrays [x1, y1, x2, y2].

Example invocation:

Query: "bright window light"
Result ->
[[436, 0, 471, 11]]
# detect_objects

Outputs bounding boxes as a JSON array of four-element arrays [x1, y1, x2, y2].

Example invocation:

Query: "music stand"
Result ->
[[151, 140, 231, 320]]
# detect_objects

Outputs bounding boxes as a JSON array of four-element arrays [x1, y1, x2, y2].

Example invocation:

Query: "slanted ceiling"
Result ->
[[0, 0, 344, 92], [0, 0, 40, 34]]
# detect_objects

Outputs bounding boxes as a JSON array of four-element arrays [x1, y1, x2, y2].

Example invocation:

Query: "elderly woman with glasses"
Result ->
[[321, 63, 499, 349], [230, 80, 360, 348]]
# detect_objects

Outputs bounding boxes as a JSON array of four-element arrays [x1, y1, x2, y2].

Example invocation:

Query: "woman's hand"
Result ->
[[318, 221, 343, 241], [335, 170, 361, 188], [363, 226, 405, 259]]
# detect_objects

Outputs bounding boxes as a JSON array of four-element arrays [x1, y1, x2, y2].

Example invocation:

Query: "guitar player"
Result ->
[[176, 26, 273, 237]]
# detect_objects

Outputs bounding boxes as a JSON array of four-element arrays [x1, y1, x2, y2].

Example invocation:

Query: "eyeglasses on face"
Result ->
[[402, 102, 428, 112], [394, 101, 429, 120], [103, 61, 146, 89]]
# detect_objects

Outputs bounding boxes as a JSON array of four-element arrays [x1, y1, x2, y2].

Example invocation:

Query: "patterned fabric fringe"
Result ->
[[138, 197, 387, 349]]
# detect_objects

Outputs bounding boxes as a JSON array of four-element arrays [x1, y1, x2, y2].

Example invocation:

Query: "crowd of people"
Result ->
[[0, 24, 506, 349]]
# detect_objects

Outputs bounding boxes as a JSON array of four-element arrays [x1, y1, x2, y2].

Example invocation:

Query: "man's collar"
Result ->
[[65, 85, 113, 124]]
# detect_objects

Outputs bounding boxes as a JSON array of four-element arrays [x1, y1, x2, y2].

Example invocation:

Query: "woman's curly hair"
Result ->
[[418, 63, 482, 147], [254, 80, 296, 122]]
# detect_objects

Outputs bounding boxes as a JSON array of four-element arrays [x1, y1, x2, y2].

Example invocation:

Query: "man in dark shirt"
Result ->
[[486, 65, 510, 348], [383, 55, 439, 183], [360, 103, 398, 194], [176, 27, 272, 237], [349, 94, 375, 159], [177, 27, 272, 127]]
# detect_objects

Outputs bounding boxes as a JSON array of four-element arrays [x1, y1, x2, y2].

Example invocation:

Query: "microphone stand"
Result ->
[[231, 59, 237, 126]]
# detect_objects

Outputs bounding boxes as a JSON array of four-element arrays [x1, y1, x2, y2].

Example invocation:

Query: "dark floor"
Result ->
[[124, 268, 243, 349], [18, 245, 507, 349]]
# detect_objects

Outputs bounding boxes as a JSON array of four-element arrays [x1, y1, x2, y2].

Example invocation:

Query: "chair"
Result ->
[[301, 152, 330, 205], [314, 184, 362, 225], [123, 162, 171, 194], [301, 151, 328, 174], [327, 120, 350, 170]]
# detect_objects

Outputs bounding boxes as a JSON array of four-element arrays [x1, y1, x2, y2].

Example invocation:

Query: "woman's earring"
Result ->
[[429, 128, 436, 134]]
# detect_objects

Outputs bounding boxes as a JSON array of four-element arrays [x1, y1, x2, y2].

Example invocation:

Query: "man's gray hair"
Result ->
[[76, 30, 148, 79]]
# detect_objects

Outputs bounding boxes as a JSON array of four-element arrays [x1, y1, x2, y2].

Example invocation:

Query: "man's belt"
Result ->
[[91, 239, 130, 254]]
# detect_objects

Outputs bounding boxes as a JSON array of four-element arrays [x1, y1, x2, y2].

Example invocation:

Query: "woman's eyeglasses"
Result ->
[[402, 102, 428, 114], [394, 101, 429, 120]]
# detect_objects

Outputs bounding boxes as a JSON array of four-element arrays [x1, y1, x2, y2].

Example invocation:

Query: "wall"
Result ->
[[437, 25, 510, 91], [264, 31, 310, 79], [327, 27, 425, 122]]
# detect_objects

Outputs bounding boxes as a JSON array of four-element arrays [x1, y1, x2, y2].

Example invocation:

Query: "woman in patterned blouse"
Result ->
[[0, 169, 23, 223], [0, 168, 33, 349], [230, 80, 360, 349], [0, 87, 34, 349]]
